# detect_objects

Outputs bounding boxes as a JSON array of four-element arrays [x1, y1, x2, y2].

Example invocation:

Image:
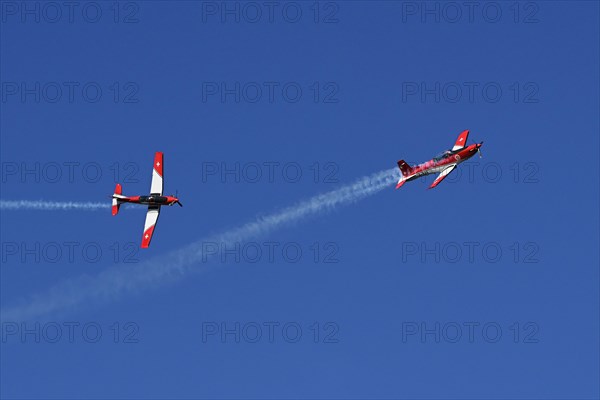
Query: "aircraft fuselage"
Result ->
[[114, 195, 180, 206], [396, 130, 483, 189], [406, 142, 483, 181]]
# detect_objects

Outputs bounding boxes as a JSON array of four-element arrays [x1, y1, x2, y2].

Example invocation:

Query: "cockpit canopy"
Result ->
[[140, 195, 169, 204], [433, 150, 452, 162]]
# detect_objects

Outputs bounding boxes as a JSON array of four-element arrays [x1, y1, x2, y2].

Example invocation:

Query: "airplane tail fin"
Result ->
[[112, 184, 122, 216], [397, 160, 412, 177], [395, 160, 412, 189]]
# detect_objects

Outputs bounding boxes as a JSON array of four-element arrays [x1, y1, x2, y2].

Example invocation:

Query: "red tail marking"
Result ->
[[397, 160, 412, 177]]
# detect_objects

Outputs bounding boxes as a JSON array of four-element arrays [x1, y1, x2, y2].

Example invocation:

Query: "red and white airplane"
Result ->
[[111, 152, 182, 248], [396, 130, 483, 189]]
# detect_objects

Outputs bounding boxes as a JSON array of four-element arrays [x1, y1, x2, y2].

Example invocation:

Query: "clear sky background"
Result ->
[[1, 1, 599, 398]]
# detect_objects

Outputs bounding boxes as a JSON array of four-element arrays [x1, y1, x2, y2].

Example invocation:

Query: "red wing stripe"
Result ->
[[141, 225, 156, 248], [452, 130, 469, 151], [153, 152, 164, 177], [141, 206, 160, 248]]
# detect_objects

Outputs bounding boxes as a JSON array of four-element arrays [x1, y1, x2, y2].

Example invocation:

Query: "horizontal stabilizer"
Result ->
[[112, 183, 122, 215], [112, 198, 120, 216]]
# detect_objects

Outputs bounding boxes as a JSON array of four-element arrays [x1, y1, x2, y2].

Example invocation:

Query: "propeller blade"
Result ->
[[176, 201, 183, 207]]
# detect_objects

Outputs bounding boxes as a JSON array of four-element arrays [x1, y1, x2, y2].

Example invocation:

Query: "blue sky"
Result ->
[[1, 1, 599, 398]]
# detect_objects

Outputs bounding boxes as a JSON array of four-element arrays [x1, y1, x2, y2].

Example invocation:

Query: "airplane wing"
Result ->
[[150, 152, 164, 195], [451, 130, 470, 151], [429, 165, 457, 189], [141, 205, 160, 248]]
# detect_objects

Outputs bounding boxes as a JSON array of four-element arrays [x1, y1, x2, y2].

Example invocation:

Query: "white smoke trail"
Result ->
[[1, 168, 399, 321], [0, 200, 108, 211]]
